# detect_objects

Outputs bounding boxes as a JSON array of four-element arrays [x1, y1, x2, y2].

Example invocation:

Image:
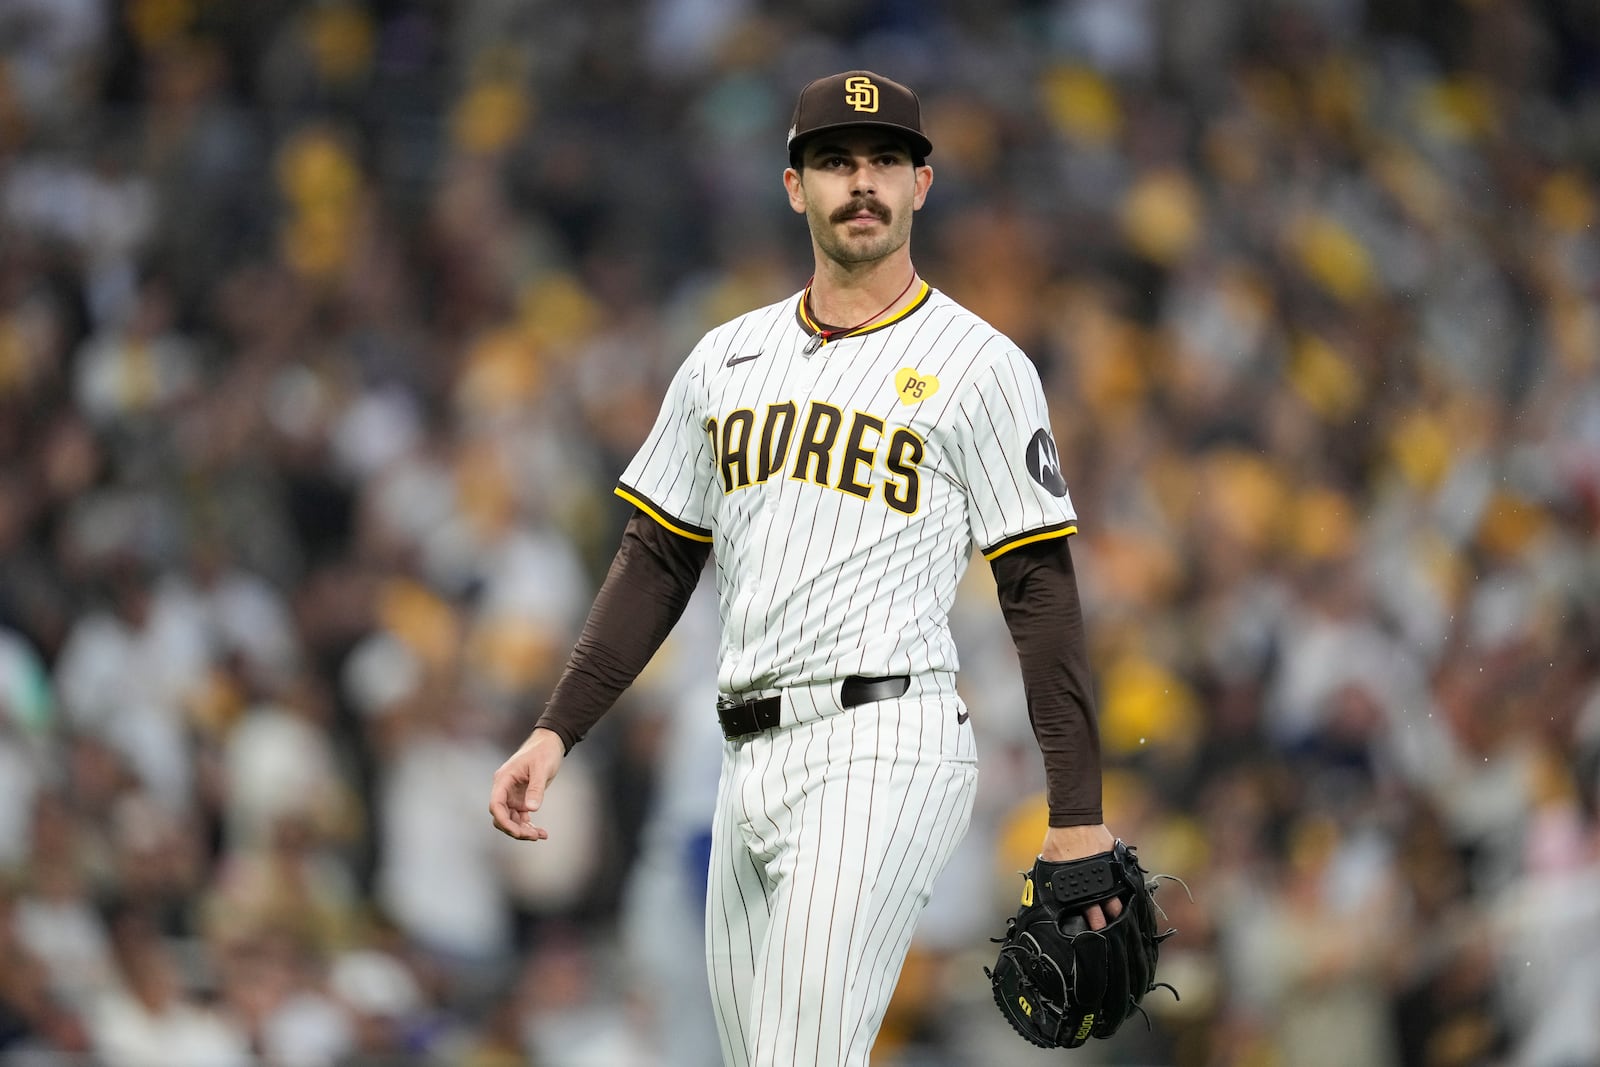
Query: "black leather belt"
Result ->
[[716, 675, 911, 740]]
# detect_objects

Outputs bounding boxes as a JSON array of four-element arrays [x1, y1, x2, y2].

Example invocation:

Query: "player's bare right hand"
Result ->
[[489, 727, 565, 841]]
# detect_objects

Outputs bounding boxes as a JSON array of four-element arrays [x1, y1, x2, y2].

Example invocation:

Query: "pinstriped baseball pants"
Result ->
[[705, 677, 979, 1067]]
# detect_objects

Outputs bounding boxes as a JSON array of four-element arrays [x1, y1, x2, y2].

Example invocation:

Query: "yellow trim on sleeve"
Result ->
[[982, 524, 1077, 561], [614, 487, 714, 542]]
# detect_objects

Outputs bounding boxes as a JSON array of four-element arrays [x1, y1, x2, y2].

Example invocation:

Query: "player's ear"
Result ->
[[784, 167, 807, 214], [912, 164, 933, 210]]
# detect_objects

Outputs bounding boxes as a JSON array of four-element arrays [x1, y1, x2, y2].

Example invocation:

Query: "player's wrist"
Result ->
[[525, 725, 572, 757], [1039, 823, 1115, 862]]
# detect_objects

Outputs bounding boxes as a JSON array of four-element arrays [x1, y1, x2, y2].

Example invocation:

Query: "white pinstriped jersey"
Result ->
[[618, 285, 1077, 697]]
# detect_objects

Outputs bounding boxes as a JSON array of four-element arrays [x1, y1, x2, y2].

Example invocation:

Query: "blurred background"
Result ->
[[1, 1, 1598, 1065]]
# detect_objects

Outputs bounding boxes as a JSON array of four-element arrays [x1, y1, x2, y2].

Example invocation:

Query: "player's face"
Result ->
[[784, 131, 933, 267]]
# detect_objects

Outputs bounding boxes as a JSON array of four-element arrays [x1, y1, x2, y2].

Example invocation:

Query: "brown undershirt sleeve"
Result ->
[[533, 510, 711, 752], [989, 535, 1104, 827]]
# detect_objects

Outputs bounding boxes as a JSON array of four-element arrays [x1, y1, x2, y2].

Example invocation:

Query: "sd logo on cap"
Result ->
[[843, 75, 880, 113]]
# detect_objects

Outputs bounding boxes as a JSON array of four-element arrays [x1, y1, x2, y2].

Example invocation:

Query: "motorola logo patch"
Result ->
[[1025, 429, 1068, 497]]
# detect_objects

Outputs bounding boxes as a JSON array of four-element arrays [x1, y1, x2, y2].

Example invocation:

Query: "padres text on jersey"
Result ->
[[618, 286, 1077, 696]]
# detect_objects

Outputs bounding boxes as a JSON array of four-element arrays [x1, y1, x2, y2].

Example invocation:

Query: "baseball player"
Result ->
[[489, 70, 1120, 1066]]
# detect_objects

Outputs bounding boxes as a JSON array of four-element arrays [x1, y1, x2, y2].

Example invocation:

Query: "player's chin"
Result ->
[[829, 233, 901, 264]]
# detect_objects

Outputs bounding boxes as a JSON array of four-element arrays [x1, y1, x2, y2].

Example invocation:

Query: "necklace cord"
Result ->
[[802, 270, 919, 351]]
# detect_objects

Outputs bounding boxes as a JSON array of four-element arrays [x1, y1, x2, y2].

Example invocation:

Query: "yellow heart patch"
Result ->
[[894, 368, 940, 404]]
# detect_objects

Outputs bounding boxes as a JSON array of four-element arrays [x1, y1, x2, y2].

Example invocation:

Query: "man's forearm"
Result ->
[[534, 511, 710, 750], [990, 536, 1103, 825]]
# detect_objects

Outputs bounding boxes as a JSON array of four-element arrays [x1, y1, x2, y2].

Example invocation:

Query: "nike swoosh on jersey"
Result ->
[[725, 351, 764, 367]]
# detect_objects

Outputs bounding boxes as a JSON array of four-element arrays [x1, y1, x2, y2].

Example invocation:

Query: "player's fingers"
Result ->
[[487, 791, 523, 838], [488, 805, 516, 837], [489, 775, 547, 841], [490, 802, 550, 842], [1084, 902, 1108, 931], [1104, 895, 1124, 921]]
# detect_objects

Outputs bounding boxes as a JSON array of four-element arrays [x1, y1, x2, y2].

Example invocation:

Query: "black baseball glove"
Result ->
[[985, 840, 1175, 1049]]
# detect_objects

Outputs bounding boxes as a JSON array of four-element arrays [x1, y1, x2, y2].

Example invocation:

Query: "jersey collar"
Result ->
[[794, 281, 932, 350]]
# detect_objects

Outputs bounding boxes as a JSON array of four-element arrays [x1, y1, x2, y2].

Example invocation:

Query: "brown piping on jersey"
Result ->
[[983, 520, 1077, 560], [615, 484, 713, 542]]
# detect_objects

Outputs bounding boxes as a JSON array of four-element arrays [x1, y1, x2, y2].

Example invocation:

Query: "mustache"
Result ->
[[831, 199, 890, 224]]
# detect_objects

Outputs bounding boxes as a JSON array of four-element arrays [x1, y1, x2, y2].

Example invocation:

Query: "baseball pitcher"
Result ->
[[490, 70, 1170, 1066]]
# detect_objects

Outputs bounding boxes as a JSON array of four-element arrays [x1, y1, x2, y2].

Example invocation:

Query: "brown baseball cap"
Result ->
[[787, 70, 933, 165]]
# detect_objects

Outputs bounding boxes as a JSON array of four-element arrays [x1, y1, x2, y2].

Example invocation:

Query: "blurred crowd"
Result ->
[[1, 1, 1598, 1065]]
